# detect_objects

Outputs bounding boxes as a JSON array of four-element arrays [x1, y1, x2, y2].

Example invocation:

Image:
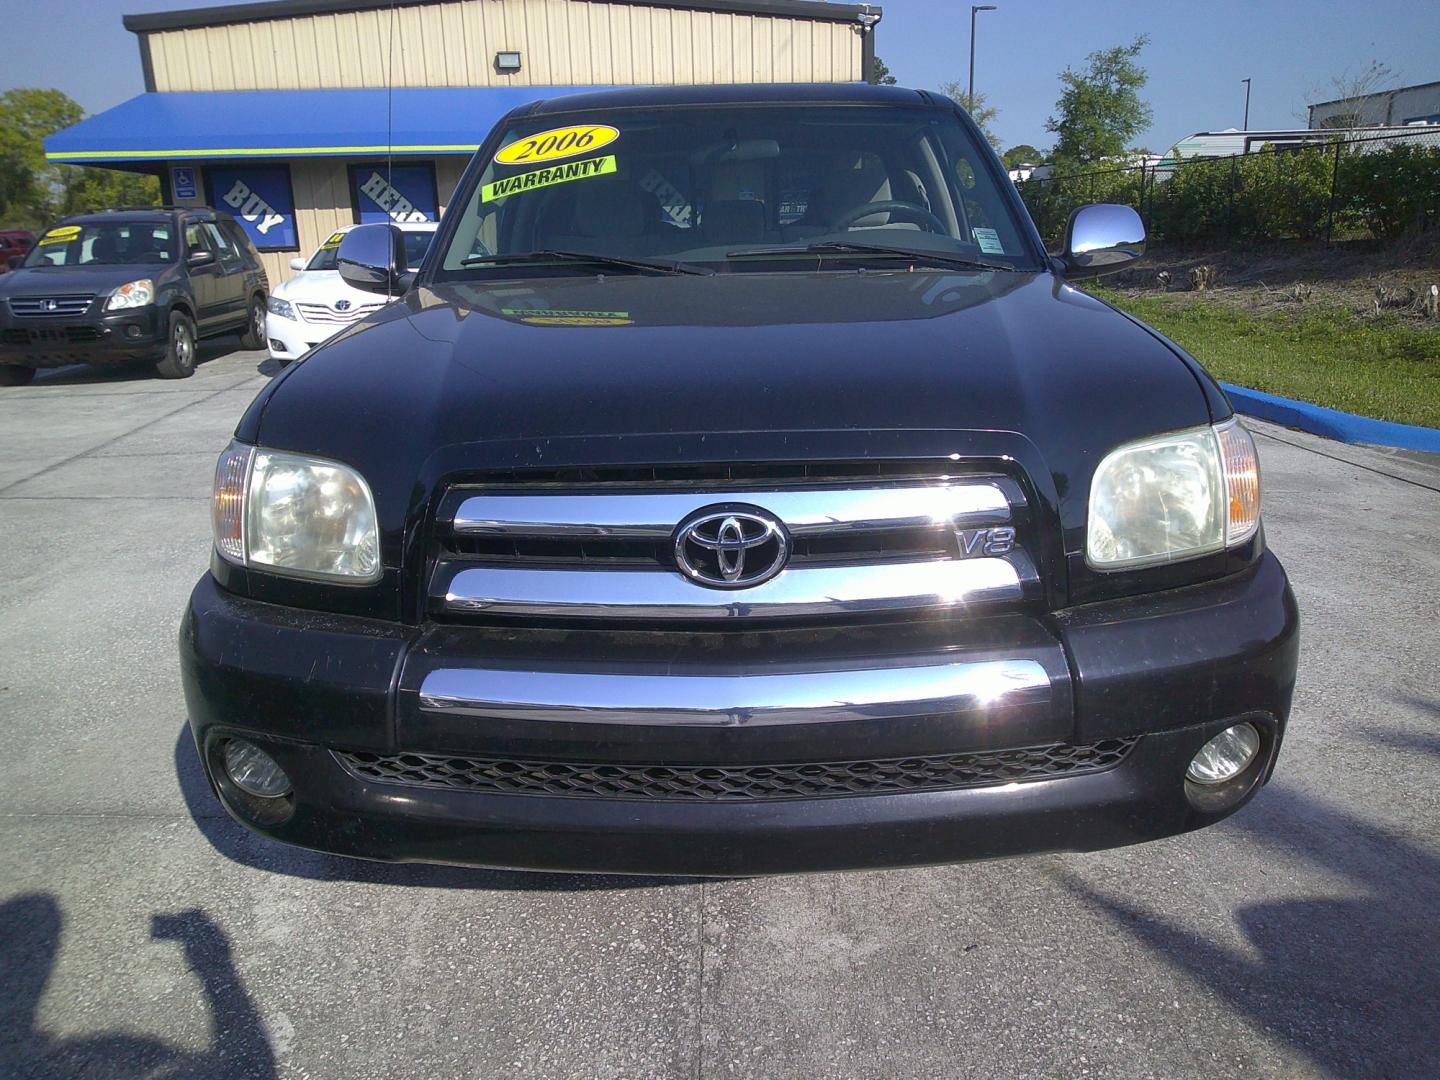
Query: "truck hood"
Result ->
[[249, 270, 1223, 539]]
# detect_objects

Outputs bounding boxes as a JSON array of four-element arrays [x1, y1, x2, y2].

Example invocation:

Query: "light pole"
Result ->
[[1242, 78, 1252, 130], [968, 5, 997, 109]]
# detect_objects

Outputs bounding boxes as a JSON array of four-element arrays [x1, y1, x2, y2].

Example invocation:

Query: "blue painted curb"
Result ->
[[1220, 383, 1440, 454]]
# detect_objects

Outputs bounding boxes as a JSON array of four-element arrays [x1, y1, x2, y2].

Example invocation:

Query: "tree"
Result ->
[[1045, 36, 1152, 166], [0, 89, 82, 226], [0, 88, 158, 229], [1002, 144, 1045, 169], [1305, 60, 1399, 128], [939, 83, 1000, 151], [870, 54, 898, 86]]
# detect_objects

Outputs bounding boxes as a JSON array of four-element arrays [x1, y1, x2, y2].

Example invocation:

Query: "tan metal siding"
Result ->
[[144, 0, 862, 92]]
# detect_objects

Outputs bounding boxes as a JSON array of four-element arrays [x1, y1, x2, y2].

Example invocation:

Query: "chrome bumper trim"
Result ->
[[417, 657, 1051, 726], [438, 556, 1030, 620], [451, 482, 1011, 538]]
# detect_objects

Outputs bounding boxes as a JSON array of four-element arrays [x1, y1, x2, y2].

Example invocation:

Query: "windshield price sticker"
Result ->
[[482, 155, 618, 203], [321, 232, 345, 249], [495, 124, 620, 166], [39, 226, 81, 245], [973, 227, 1005, 255]]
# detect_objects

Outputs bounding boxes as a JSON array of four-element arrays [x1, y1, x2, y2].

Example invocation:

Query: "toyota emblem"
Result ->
[[334, 299, 352, 311], [674, 508, 790, 589]]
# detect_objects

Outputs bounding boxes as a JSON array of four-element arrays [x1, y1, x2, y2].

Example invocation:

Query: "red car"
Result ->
[[0, 231, 37, 272]]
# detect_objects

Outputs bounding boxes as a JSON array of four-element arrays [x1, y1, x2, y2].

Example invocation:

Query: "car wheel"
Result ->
[[155, 310, 197, 379], [0, 364, 37, 387], [239, 295, 266, 350]]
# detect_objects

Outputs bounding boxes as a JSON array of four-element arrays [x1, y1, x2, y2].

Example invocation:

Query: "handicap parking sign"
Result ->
[[172, 167, 197, 200]]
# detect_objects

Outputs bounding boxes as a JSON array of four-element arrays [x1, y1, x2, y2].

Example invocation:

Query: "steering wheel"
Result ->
[[833, 200, 947, 234]]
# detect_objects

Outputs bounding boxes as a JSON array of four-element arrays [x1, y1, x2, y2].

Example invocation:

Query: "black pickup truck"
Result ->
[[180, 84, 1298, 876], [0, 208, 267, 384]]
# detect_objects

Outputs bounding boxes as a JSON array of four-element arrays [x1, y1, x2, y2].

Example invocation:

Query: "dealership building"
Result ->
[[44, 0, 881, 284]]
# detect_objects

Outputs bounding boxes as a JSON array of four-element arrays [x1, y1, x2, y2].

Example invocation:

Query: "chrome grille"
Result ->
[[8, 295, 95, 318], [429, 470, 1036, 624], [295, 301, 382, 325], [338, 739, 1136, 801]]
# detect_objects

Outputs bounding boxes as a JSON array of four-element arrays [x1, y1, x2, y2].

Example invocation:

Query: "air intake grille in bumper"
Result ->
[[338, 739, 1136, 802]]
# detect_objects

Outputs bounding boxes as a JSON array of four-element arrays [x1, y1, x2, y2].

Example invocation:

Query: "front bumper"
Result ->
[[179, 552, 1299, 876], [265, 312, 339, 361], [0, 308, 165, 367]]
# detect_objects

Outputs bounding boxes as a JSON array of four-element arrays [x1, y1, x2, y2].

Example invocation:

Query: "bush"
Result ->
[[1016, 136, 1440, 247]]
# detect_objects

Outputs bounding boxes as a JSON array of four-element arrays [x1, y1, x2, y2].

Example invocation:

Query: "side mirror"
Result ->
[[337, 223, 408, 296], [289, 256, 306, 271], [1060, 204, 1145, 277], [6, 256, 22, 270], [188, 249, 216, 268]]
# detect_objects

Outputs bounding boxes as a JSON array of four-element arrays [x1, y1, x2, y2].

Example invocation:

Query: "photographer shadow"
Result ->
[[0, 895, 276, 1080]]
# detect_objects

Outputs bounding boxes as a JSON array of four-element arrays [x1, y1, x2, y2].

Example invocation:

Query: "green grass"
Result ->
[[1089, 289, 1440, 429]]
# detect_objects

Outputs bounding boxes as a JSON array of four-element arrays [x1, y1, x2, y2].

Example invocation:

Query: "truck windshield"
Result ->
[[23, 222, 177, 268], [437, 103, 1038, 277]]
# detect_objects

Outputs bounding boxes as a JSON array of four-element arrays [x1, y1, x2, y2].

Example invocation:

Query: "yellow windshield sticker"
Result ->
[[320, 231, 345, 249], [502, 307, 633, 327], [39, 225, 81, 245], [482, 155, 618, 203], [495, 124, 620, 166]]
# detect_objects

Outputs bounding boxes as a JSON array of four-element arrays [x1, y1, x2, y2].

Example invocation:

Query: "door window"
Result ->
[[204, 223, 244, 272]]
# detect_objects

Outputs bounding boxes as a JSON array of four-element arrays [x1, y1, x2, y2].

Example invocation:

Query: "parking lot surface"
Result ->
[[1, 347, 1438, 1079]]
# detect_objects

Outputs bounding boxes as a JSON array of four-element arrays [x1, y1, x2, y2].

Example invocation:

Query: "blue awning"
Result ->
[[44, 86, 622, 165]]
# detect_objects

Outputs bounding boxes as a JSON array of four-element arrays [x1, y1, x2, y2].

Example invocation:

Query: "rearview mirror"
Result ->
[[187, 249, 216, 268], [337, 223, 408, 296], [289, 256, 306, 271], [1060, 204, 1145, 277]]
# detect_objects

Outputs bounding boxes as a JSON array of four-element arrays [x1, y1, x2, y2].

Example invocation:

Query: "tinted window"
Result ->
[[24, 222, 177, 268], [438, 103, 1036, 276]]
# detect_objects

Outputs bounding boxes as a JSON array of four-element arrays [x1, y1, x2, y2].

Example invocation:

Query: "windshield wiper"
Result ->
[[726, 241, 1017, 273], [460, 249, 713, 275]]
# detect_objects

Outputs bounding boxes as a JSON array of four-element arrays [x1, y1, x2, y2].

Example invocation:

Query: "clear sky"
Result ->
[[3, 0, 1438, 156]]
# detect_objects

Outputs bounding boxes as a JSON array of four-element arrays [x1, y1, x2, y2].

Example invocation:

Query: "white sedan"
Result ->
[[265, 222, 437, 363]]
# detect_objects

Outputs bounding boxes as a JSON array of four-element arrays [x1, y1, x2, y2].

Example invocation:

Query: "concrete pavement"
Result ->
[[1, 348, 1437, 1079]]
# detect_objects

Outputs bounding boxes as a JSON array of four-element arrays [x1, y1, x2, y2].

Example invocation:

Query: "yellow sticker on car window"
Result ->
[[39, 225, 81, 245], [482, 155, 618, 203], [495, 124, 619, 166], [320, 232, 345, 249]]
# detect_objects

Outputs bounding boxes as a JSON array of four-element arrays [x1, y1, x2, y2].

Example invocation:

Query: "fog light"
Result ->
[[1186, 723, 1261, 785], [222, 739, 292, 798], [125, 325, 143, 339], [269, 339, 288, 353]]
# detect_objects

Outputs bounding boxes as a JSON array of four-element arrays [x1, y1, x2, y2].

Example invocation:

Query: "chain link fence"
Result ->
[[1015, 128, 1440, 247]]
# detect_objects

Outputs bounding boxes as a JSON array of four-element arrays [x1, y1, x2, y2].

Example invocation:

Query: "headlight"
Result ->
[[212, 441, 381, 583], [105, 278, 154, 310], [267, 295, 296, 320], [1087, 419, 1260, 570]]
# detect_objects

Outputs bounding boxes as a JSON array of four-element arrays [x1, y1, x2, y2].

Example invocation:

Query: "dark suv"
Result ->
[[180, 85, 1298, 877], [0, 208, 268, 385]]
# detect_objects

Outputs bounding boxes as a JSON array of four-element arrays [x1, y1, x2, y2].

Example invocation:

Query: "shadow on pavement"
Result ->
[[0, 895, 277, 1080], [30, 337, 252, 387], [1059, 784, 1440, 1078], [175, 727, 698, 892]]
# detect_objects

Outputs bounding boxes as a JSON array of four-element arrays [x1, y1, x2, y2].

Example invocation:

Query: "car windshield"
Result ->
[[310, 228, 434, 271], [23, 222, 177, 268], [437, 102, 1039, 278]]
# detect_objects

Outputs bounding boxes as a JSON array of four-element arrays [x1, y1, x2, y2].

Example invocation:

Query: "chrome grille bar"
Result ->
[[8, 295, 95, 318], [437, 556, 1031, 620], [451, 482, 1011, 538], [417, 657, 1050, 726]]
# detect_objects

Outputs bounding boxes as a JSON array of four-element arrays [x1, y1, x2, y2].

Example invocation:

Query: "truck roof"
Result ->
[[524, 82, 940, 117]]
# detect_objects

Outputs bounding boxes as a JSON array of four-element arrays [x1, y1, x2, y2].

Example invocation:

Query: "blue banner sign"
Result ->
[[350, 164, 438, 223], [207, 166, 297, 250]]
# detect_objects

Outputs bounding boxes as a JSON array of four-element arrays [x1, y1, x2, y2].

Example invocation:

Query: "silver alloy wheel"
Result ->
[[175, 321, 193, 366], [251, 303, 265, 343]]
